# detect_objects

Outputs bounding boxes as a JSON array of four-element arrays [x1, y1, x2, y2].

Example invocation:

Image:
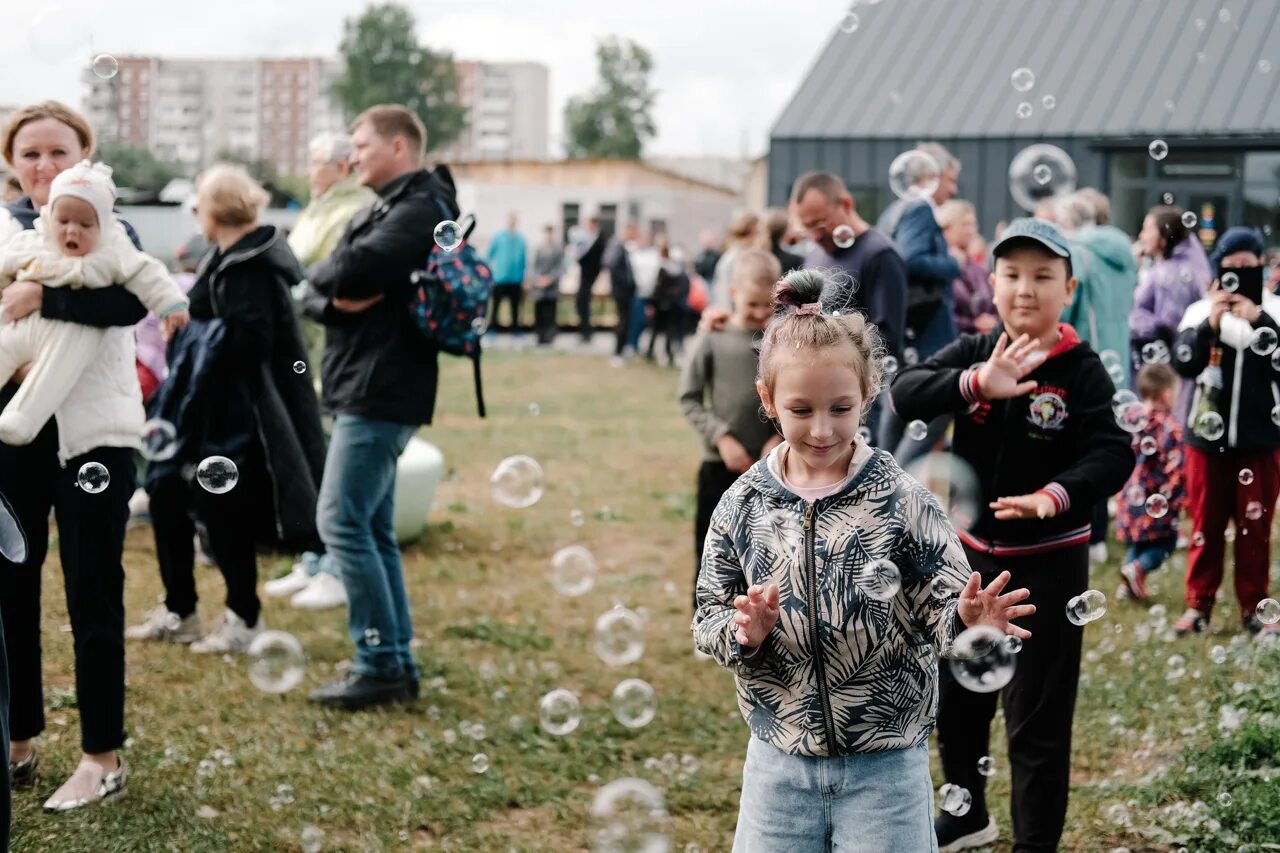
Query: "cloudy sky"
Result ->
[[4, 0, 852, 157]]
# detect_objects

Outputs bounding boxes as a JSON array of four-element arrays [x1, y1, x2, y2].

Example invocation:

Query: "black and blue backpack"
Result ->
[[409, 201, 493, 417]]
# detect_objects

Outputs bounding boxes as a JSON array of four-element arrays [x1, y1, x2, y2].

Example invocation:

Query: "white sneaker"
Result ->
[[1089, 542, 1107, 564], [264, 566, 315, 598], [190, 611, 262, 654], [127, 488, 150, 525], [126, 607, 202, 643], [291, 572, 348, 610]]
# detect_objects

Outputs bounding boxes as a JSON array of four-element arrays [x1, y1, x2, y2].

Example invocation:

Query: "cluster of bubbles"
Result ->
[[1066, 589, 1108, 626]]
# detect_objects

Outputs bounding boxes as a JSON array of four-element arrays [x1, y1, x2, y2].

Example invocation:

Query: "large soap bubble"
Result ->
[[947, 625, 1016, 693], [1008, 144, 1078, 212]]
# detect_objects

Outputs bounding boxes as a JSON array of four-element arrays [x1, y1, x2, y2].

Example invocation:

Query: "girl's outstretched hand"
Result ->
[[733, 583, 780, 649], [957, 571, 1035, 640]]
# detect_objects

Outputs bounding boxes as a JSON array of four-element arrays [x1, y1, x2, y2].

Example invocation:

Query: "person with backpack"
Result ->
[[300, 104, 459, 710]]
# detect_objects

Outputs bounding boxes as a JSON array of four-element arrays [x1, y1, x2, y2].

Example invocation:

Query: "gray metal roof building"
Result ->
[[769, 0, 1280, 237]]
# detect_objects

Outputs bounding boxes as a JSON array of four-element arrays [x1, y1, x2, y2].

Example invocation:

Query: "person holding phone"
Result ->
[[1171, 227, 1280, 637]]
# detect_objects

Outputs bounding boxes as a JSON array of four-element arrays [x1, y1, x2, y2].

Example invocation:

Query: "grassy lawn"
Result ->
[[15, 348, 1280, 852]]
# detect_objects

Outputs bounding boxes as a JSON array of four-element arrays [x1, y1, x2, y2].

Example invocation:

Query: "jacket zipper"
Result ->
[[803, 501, 838, 753]]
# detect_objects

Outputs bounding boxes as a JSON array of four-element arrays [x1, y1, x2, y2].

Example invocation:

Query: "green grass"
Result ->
[[16, 349, 1280, 851]]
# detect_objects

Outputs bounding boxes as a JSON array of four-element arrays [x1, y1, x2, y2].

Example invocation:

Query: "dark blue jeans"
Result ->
[[1125, 537, 1177, 574], [316, 414, 418, 679]]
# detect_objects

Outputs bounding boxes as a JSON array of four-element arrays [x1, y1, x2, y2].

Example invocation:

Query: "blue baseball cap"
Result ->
[[990, 218, 1073, 267]]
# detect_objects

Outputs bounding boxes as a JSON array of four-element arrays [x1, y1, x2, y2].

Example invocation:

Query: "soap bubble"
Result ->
[[1008, 144, 1077, 212], [1192, 530, 1205, 547], [1003, 635, 1023, 654], [471, 753, 489, 774], [246, 631, 305, 694], [610, 678, 657, 729], [363, 628, 381, 646], [939, 782, 973, 816], [948, 625, 1016, 693], [1116, 401, 1149, 433], [490, 455, 544, 508], [1255, 598, 1280, 624], [91, 54, 119, 79], [856, 559, 901, 601], [594, 606, 645, 667], [589, 778, 670, 853], [888, 150, 941, 201], [977, 756, 996, 777], [1139, 436, 1158, 456], [1176, 344, 1193, 362], [1145, 493, 1169, 519], [1066, 589, 1108, 626], [1209, 645, 1228, 665], [1181, 211, 1198, 229], [838, 11, 860, 33], [528, 402, 541, 417], [1041, 94, 1057, 110], [904, 452, 982, 532], [300, 824, 326, 853], [433, 220, 462, 252], [1250, 327, 1278, 356], [538, 688, 582, 736], [882, 355, 899, 374], [292, 360, 307, 374], [1239, 468, 1255, 485], [1010, 67, 1036, 92], [1015, 102, 1033, 120], [906, 419, 929, 441], [549, 545, 597, 597], [76, 462, 110, 493], [1141, 340, 1169, 364], [1245, 500, 1264, 521], [471, 316, 490, 336], [1218, 7, 1231, 23], [196, 456, 239, 494], [903, 347, 919, 365], [1166, 653, 1186, 680], [1148, 139, 1169, 161], [1222, 271, 1239, 292], [1195, 411, 1225, 441], [1261, 59, 1273, 74], [832, 224, 856, 249]]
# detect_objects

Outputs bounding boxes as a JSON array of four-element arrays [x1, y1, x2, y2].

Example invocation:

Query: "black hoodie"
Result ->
[[890, 324, 1133, 549], [303, 167, 460, 425]]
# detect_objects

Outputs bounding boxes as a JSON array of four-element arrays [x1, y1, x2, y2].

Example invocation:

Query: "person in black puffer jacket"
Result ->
[[1170, 227, 1280, 637], [132, 163, 326, 655]]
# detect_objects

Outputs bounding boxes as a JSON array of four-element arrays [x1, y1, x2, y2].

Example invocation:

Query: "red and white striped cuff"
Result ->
[[1036, 482, 1070, 514], [959, 366, 986, 405]]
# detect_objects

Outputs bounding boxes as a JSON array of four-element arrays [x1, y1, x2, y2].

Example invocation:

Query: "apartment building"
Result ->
[[83, 56, 347, 178], [438, 61, 549, 162]]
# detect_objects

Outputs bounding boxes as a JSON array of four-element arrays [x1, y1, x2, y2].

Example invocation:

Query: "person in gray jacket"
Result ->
[[531, 224, 564, 346]]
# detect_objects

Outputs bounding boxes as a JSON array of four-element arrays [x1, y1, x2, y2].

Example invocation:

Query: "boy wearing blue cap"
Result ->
[[891, 218, 1132, 851]]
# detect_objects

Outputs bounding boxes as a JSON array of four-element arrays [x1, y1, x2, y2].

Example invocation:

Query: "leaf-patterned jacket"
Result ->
[[693, 440, 972, 757]]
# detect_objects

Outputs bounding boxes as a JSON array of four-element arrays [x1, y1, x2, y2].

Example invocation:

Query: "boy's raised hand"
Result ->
[[957, 570, 1035, 639], [732, 583, 780, 649], [977, 333, 1044, 400], [989, 491, 1058, 520]]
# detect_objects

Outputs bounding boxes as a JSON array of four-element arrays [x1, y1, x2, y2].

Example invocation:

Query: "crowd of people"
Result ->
[[0, 89, 1276, 852], [680, 142, 1280, 852]]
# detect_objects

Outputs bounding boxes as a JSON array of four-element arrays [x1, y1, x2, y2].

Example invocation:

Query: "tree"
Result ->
[[94, 141, 183, 192], [564, 38, 657, 160], [332, 3, 466, 153]]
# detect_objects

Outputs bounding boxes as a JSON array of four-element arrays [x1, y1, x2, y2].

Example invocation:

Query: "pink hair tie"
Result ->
[[796, 302, 823, 316]]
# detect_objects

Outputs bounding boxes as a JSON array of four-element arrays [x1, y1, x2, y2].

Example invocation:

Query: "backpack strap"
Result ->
[[471, 350, 487, 418]]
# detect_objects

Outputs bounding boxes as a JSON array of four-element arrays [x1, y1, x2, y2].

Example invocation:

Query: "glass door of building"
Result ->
[[1152, 181, 1234, 251]]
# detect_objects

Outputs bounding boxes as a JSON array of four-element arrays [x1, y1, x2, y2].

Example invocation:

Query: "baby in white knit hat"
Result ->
[[0, 159, 190, 445]]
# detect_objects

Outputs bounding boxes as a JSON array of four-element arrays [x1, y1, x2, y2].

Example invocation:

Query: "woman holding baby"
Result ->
[[0, 101, 156, 816]]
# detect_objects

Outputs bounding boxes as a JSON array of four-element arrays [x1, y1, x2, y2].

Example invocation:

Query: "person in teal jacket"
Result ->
[[487, 213, 528, 333]]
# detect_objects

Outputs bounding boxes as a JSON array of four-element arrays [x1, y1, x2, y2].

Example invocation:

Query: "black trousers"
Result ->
[[148, 467, 261, 627], [0, 410, 132, 756], [1089, 499, 1108, 545], [646, 306, 684, 362], [936, 542, 1086, 853], [490, 283, 523, 332], [533, 299, 558, 345], [693, 460, 742, 611], [613, 288, 634, 356], [577, 266, 599, 341]]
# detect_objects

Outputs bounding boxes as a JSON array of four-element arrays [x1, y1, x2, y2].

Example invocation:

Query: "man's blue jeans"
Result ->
[[316, 413, 418, 679]]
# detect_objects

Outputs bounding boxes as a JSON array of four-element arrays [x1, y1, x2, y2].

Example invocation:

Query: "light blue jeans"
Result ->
[[733, 738, 937, 853], [316, 413, 418, 679]]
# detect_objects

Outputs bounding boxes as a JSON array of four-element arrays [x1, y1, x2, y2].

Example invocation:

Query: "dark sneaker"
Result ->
[[1120, 562, 1148, 601], [9, 746, 37, 788], [937, 814, 998, 852], [406, 673, 420, 700], [1174, 608, 1209, 636], [308, 672, 411, 711], [1243, 615, 1265, 635]]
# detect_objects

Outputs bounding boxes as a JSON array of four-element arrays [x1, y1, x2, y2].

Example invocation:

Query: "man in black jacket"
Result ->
[[302, 104, 458, 710]]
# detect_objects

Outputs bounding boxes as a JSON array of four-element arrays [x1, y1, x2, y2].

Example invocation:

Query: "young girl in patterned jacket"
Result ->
[[693, 268, 1036, 852]]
